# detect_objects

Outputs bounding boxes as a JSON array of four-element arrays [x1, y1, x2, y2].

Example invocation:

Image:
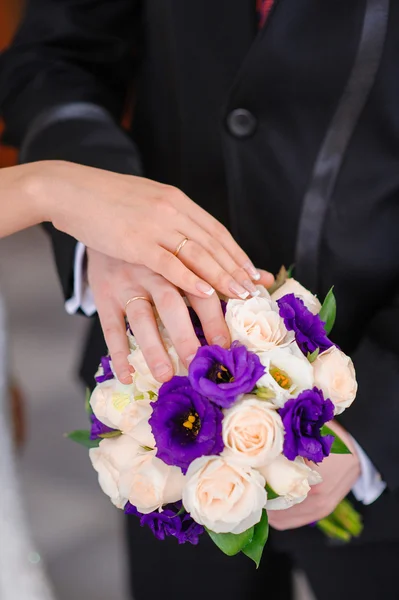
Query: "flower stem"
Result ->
[[317, 517, 351, 542], [316, 499, 363, 542]]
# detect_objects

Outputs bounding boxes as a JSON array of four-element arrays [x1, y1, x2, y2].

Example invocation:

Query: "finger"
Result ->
[[95, 299, 133, 384], [180, 200, 263, 280], [187, 293, 230, 348], [125, 296, 173, 383], [164, 237, 253, 300], [168, 218, 260, 297], [150, 280, 201, 367], [257, 269, 275, 289], [142, 245, 216, 299]]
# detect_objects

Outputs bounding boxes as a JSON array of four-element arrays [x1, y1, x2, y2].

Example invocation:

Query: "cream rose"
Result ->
[[222, 396, 284, 467], [119, 451, 184, 514], [259, 455, 322, 511], [90, 379, 155, 447], [119, 398, 155, 448], [225, 296, 294, 353], [90, 379, 134, 430], [128, 334, 187, 396], [313, 346, 357, 414], [89, 435, 140, 508], [182, 456, 267, 534], [256, 346, 314, 407], [271, 278, 321, 315]]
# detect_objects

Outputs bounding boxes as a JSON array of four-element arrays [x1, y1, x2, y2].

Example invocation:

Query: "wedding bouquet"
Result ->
[[69, 272, 361, 566]]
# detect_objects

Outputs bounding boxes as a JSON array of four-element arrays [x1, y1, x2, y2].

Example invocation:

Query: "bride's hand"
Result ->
[[32, 160, 273, 299], [87, 250, 272, 384]]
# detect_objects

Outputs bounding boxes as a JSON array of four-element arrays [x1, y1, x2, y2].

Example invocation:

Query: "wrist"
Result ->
[[21, 160, 66, 224]]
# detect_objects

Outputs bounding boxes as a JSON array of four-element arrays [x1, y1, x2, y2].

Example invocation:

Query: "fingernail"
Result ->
[[243, 279, 261, 297], [153, 363, 172, 379], [196, 282, 215, 296], [185, 353, 196, 366], [211, 335, 228, 348], [120, 371, 133, 383], [229, 282, 250, 300], [244, 261, 261, 281]]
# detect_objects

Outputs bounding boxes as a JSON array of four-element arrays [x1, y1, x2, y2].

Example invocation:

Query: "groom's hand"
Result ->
[[268, 421, 361, 530], [87, 249, 233, 384]]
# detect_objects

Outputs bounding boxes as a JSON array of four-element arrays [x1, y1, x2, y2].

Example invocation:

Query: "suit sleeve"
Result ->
[[339, 296, 399, 493], [0, 0, 143, 300]]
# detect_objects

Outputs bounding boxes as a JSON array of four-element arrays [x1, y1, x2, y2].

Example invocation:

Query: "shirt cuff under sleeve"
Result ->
[[64, 242, 96, 317], [351, 438, 386, 505]]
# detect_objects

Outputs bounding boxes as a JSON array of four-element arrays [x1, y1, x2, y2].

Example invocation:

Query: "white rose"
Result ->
[[182, 456, 267, 534], [271, 278, 321, 315], [313, 346, 357, 415], [254, 285, 271, 299], [128, 334, 187, 396], [89, 435, 140, 508], [225, 296, 294, 353], [119, 451, 184, 514], [119, 398, 155, 448], [222, 396, 284, 467], [256, 346, 314, 407], [90, 379, 134, 430], [259, 455, 322, 511]]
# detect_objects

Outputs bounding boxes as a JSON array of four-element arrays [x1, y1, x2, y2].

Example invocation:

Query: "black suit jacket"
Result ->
[[1, 0, 398, 545]]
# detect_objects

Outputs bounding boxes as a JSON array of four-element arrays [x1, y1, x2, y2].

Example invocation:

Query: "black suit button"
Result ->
[[226, 108, 257, 138]]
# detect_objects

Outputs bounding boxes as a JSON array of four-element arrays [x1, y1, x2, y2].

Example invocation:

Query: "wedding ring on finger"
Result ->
[[124, 296, 152, 313], [173, 236, 189, 258]]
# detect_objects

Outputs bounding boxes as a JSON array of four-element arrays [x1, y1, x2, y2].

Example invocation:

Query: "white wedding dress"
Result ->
[[0, 295, 55, 600]]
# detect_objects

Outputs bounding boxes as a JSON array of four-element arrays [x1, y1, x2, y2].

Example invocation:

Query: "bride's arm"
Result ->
[[0, 160, 268, 300], [0, 163, 45, 237]]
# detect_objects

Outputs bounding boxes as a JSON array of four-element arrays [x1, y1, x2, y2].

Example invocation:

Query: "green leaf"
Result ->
[[287, 264, 295, 278], [307, 348, 320, 363], [174, 506, 187, 518], [319, 287, 336, 335], [141, 445, 154, 452], [321, 425, 351, 454], [99, 430, 122, 439], [66, 429, 100, 449], [85, 388, 93, 416], [265, 484, 279, 500], [206, 526, 254, 556], [242, 510, 269, 568]]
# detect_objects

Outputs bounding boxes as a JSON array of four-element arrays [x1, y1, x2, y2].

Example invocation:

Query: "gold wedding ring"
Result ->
[[124, 296, 152, 312], [173, 236, 189, 257]]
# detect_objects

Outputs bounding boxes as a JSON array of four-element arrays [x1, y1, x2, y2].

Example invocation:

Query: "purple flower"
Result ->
[[188, 300, 227, 347], [279, 387, 335, 463], [95, 356, 114, 384], [90, 413, 117, 441], [188, 342, 265, 408], [149, 376, 223, 472], [125, 502, 204, 544], [277, 294, 333, 355]]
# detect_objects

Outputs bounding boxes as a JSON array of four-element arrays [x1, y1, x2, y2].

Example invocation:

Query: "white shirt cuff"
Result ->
[[351, 438, 386, 505], [64, 242, 97, 317]]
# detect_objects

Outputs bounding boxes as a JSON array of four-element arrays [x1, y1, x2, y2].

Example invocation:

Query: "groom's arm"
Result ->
[[0, 0, 142, 301], [339, 300, 399, 493]]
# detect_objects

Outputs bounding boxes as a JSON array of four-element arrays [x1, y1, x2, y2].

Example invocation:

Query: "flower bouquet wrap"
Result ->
[[69, 272, 361, 566]]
